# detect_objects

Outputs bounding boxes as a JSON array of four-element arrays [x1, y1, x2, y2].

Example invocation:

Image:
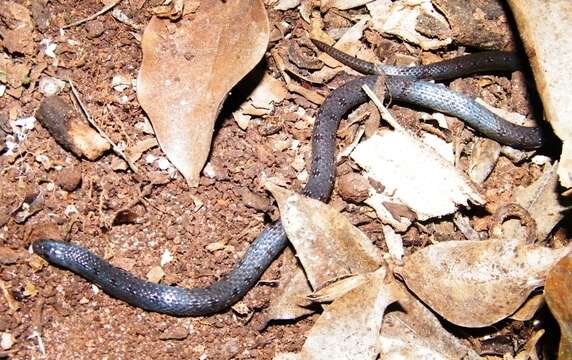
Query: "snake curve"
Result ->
[[32, 41, 545, 316]]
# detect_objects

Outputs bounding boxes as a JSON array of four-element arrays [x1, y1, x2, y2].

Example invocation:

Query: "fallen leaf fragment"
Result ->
[[368, 0, 452, 50], [351, 130, 484, 221], [507, 0, 572, 188], [545, 252, 572, 359], [433, 0, 514, 50], [261, 249, 315, 326], [514, 162, 568, 241], [396, 236, 572, 327], [35, 96, 110, 160], [510, 293, 544, 322], [276, 268, 399, 360], [137, 0, 270, 186], [321, 0, 374, 11], [379, 283, 481, 359], [266, 182, 383, 290]]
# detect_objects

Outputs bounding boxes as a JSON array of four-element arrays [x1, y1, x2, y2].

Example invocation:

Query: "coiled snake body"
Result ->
[[33, 41, 545, 316]]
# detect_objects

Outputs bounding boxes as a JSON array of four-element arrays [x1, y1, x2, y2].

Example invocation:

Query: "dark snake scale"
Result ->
[[33, 40, 545, 316]]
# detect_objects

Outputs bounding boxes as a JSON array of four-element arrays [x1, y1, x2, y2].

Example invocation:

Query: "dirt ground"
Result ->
[[0, 0, 566, 359]]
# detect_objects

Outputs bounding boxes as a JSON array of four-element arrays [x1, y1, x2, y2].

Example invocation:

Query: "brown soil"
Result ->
[[0, 1, 563, 359]]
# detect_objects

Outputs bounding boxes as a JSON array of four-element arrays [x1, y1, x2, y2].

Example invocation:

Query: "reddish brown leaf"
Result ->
[[137, 0, 270, 185]]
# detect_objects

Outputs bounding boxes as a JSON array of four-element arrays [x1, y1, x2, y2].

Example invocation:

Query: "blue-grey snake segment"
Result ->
[[32, 41, 545, 316]]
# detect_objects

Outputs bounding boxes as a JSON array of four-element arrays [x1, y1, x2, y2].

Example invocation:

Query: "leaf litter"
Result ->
[[137, 0, 270, 186], [5, 0, 571, 357]]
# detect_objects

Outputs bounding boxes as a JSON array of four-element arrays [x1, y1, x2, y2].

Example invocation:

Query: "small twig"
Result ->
[[62, 0, 123, 29], [68, 80, 139, 173], [361, 84, 402, 131]]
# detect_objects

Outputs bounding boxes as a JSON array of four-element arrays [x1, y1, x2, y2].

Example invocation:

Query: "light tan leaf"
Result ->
[[260, 248, 315, 326], [351, 130, 484, 221], [396, 236, 572, 327], [276, 268, 400, 360], [545, 251, 572, 359], [507, 0, 572, 188], [265, 182, 384, 290], [368, 0, 452, 50], [137, 0, 270, 186], [380, 282, 481, 360], [514, 162, 568, 241]]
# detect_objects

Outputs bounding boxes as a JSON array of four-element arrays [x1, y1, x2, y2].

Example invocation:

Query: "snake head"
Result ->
[[32, 239, 71, 265]]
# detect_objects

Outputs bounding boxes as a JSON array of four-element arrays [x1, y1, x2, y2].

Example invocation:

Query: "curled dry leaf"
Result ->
[[260, 248, 315, 326], [368, 0, 452, 50], [351, 130, 484, 221], [396, 235, 572, 327], [137, 0, 270, 186], [265, 182, 383, 290], [545, 251, 572, 359], [276, 268, 400, 360], [514, 162, 568, 241], [380, 282, 481, 359]]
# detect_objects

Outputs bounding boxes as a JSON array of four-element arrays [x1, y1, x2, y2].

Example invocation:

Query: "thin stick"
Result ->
[[68, 80, 139, 173], [361, 84, 403, 131], [62, 0, 123, 29]]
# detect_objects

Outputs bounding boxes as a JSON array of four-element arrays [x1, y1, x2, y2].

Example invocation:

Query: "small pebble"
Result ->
[[159, 325, 188, 340], [147, 266, 164, 283], [338, 173, 369, 203], [0, 332, 14, 350], [240, 188, 270, 211], [55, 166, 82, 192], [85, 20, 105, 38]]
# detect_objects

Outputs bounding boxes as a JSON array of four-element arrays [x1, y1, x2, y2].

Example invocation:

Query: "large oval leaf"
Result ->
[[137, 0, 270, 185]]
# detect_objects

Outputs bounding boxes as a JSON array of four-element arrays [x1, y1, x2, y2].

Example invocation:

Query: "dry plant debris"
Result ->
[[507, 0, 572, 189], [1, 0, 571, 358], [137, 0, 270, 186]]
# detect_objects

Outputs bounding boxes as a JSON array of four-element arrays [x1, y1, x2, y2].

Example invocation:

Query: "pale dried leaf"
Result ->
[[507, 0, 572, 188], [383, 225, 404, 262], [351, 130, 484, 221], [262, 248, 315, 325], [125, 137, 158, 162], [279, 268, 399, 360], [249, 72, 288, 110], [514, 162, 568, 241], [369, 0, 452, 50], [365, 192, 412, 232], [545, 252, 572, 359], [265, 182, 384, 289], [137, 0, 270, 186], [274, 0, 300, 10], [380, 283, 481, 359], [397, 237, 572, 327], [510, 293, 544, 322], [321, 0, 374, 11]]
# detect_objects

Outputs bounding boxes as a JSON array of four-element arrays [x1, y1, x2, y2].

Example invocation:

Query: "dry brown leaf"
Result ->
[[545, 252, 572, 359], [380, 282, 481, 359], [276, 268, 400, 360], [137, 0, 270, 186], [510, 293, 545, 322], [265, 182, 384, 290], [397, 236, 572, 328], [368, 0, 452, 50], [507, 0, 572, 188], [260, 248, 315, 326], [514, 162, 569, 241]]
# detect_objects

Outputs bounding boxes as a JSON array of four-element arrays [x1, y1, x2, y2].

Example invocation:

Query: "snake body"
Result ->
[[33, 42, 544, 316]]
